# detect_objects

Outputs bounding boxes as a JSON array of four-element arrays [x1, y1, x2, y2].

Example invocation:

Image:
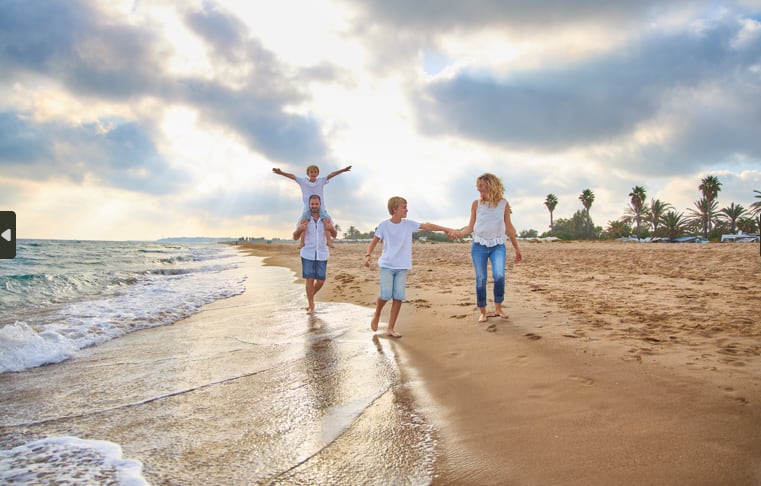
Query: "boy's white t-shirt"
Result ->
[[295, 176, 329, 209], [375, 219, 421, 270]]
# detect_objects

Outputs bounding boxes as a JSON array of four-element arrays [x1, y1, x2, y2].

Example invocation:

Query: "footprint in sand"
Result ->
[[524, 333, 541, 340], [568, 375, 595, 386]]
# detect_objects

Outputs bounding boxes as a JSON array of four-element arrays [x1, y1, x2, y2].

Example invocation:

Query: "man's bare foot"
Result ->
[[385, 330, 402, 338], [478, 313, 488, 323], [370, 314, 380, 331]]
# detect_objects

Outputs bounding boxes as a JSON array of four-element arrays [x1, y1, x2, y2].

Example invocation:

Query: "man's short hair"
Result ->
[[309, 194, 321, 202]]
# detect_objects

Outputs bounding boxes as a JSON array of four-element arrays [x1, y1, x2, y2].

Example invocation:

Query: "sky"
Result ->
[[1, 0, 761, 241]]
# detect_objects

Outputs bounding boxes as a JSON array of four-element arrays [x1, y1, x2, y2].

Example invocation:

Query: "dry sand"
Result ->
[[240, 240, 761, 484]]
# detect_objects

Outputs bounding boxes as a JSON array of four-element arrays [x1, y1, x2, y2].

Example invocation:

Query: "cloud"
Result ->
[[0, 110, 188, 193], [413, 14, 761, 157]]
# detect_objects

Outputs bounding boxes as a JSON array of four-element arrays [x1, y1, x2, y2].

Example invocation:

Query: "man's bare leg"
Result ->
[[371, 297, 387, 331], [305, 278, 316, 314], [385, 299, 403, 337]]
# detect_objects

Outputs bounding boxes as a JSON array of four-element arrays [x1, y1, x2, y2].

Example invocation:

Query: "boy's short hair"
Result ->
[[387, 196, 407, 215], [306, 164, 320, 174]]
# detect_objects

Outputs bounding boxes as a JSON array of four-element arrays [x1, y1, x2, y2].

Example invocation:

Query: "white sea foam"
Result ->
[[0, 436, 147, 485]]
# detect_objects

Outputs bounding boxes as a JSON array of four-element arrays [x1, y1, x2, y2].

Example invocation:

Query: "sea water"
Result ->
[[0, 240, 245, 373], [0, 241, 437, 484]]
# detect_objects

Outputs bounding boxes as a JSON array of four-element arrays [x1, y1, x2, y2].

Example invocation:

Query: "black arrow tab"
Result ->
[[0, 211, 16, 259]]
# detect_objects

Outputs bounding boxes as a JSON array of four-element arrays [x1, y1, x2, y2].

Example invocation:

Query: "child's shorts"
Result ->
[[300, 207, 331, 222], [379, 267, 407, 301]]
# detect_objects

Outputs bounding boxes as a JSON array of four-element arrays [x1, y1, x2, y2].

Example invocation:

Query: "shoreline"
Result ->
[[236, 240, 761, 484]]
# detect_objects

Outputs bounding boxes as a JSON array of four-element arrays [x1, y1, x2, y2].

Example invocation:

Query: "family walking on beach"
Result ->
[[273, 166, 522, 336]]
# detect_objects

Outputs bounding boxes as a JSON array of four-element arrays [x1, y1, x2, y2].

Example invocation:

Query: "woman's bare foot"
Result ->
[[493, 306, 509, 319]]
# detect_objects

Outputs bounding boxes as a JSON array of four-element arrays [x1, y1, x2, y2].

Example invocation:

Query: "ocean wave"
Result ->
[[0, 242, 245, 374], [0, 436, 147, 485]]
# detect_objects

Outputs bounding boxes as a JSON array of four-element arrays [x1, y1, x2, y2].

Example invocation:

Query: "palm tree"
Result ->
[[544, 194, 559, 229], [645, 198, 673, 236], [737, 216, 759, 234], [751, 189, 761, 216], [698, 175, 722, 234], [579, 189, 595, 238], [718, 203, 748, 234], [628, 186, 647, 240], [687, 197, 719, 238], [662, 210, 687, 241]]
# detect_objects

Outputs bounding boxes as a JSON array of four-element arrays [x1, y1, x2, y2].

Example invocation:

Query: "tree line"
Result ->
[[542, 176, 761, 241]]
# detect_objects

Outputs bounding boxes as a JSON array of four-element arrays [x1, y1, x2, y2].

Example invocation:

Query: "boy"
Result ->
[[363, 196, 455, 337], [272, 164, 352, 248]]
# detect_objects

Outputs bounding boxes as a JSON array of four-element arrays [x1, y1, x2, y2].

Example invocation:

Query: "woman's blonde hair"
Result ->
[[387, 196, 407, 215], [477, 173, 505, 207]]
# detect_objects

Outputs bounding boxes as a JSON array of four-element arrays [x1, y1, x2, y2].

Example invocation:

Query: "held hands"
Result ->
[[363, 254, 371, 268]]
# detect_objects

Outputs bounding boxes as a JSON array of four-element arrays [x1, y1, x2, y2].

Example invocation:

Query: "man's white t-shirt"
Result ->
[[375, 219, 421, 270]]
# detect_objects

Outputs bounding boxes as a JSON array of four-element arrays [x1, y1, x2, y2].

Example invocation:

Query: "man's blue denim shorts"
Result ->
[[301, 258, 327, 280]]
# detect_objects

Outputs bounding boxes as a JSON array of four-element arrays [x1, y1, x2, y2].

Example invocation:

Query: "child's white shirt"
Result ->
[[375, 219, 421, 270]]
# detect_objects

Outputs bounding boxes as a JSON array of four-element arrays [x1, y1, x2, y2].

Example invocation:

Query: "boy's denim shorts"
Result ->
[[379, 267, 407, 301]]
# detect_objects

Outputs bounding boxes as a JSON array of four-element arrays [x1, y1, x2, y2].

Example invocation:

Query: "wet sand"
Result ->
[[243, 240, 761, 484]]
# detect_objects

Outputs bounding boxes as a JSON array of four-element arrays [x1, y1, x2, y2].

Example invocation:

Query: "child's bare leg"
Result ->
[[385, 299, 403, 337], [371, 297, 387, 331], [323, 219, 335, 248], [298, 219, 308, 249]]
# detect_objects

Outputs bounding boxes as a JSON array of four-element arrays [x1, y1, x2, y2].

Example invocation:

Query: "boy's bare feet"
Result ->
[[371, 313, 380, 331]]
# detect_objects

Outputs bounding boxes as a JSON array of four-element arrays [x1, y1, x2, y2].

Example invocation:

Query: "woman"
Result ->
[[454, 173, 522, 323]]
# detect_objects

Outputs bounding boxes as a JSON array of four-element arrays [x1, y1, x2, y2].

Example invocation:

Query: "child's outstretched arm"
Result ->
[[326, 165, 352, 180], [272, 167, 296, 180], [419, 222, 456, 234]]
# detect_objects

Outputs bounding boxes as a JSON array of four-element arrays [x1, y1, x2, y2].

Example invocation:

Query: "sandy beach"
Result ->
[[242, 240, 761, 484]]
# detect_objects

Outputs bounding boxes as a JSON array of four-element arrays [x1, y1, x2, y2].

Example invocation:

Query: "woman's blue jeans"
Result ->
[[470, 242, 506, 308]]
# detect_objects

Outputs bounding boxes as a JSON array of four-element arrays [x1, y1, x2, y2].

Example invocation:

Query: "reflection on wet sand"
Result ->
[[1, 258, 438, 485]]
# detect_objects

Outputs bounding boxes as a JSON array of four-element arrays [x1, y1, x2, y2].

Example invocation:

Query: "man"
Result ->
[[293, 194, 337, 314]]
